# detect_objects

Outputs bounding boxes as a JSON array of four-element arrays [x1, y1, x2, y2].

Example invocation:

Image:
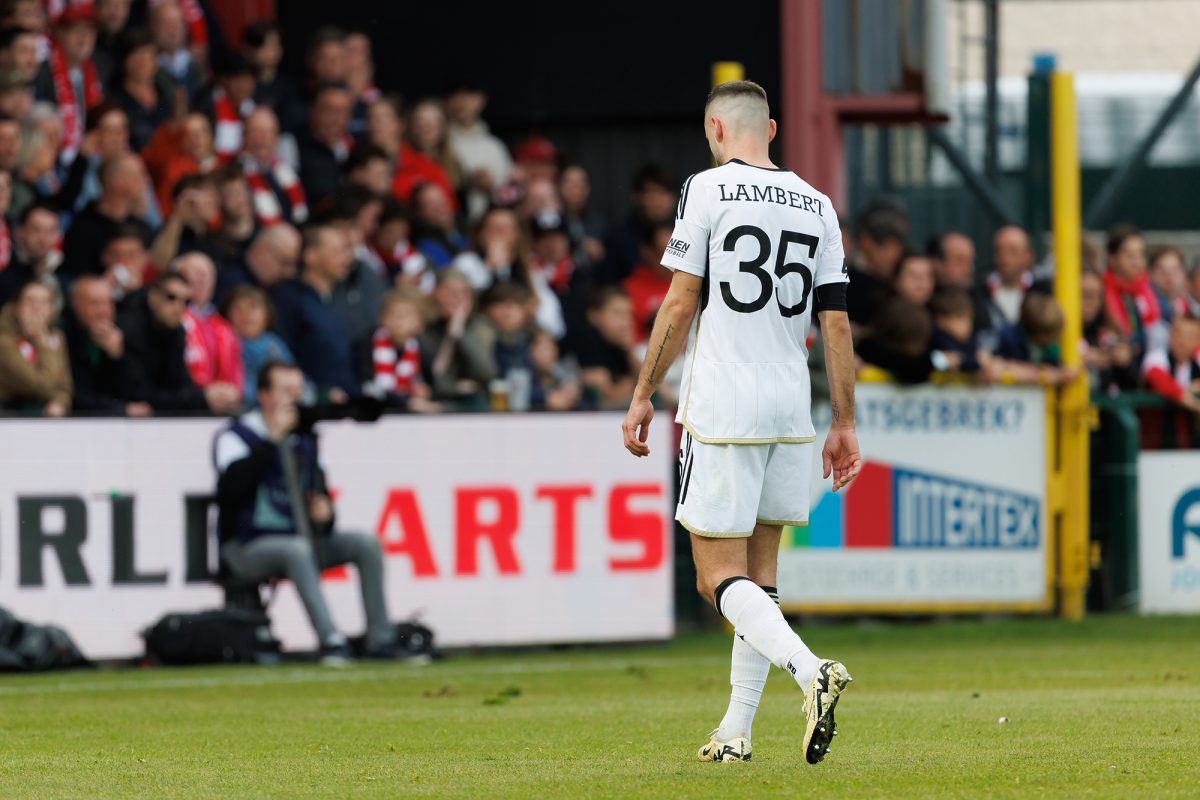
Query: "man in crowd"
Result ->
[[601, 164, 677, 285], [215, 222, 301, 303], [33, 4, 103, 164], [61, 152, 152, 279], [445, 81, 511, 221], [271, 222, 358, 398], [62, 273, 150, 415], [241, 106, 308, 227], [983, 225, 1042, 328], [0, 201, 60, 306], [214, 360, 398, 664], [928, 230, 992, 334], [297, 82, 352, 208], [846, 205, 907, 327], [118, 271, 240, 413]]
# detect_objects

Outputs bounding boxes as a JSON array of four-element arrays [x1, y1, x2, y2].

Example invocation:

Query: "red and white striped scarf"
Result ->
[[0, 219, 11, 271], [48, 42, 102, 160], [243, 157, 308, 226], [178, 0, 208, 47], [213, 88, 251, 162], [372, 328, 421, 395]]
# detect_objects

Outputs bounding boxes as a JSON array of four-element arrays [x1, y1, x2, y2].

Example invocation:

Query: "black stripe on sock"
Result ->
[[713, 575, 752, 618], [759, 585, 780, 606]]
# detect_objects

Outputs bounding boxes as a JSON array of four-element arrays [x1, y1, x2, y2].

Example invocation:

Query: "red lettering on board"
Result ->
[[535, 485, 593, 573], [608, 483, 665, 571], [455, 487, 520, 575]]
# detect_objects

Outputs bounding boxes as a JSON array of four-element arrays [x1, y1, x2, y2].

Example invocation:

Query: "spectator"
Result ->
[[321, 189, 386, 345], [271, 222, 358, 398], [243, 20, 302, 134], [1080, 266, 1134, 391], [0, 112, 33, 216], [365, 198, 427, 290], [929, 289, 981, 374], [983, 225, 1042, 328], [1103, 225, 1164, 380], [211, 163, 256, 264], [559, 162, 605, 268], [1143, 316, 1200, 413], [0, 201, 61, 307], [345, 142, 390, 196], [221, 284, 293, 404], [177, 251, 243, 401], [577, 286, 637, 408], [118, 271, 239, 413], [856, 297, 935, 384], [366, 94, 455, 209], [408, 98, 460, 191], [296, 82, 352, 207], [0, 167, 12, 273], [411, 181, 467, 269], [305, 26, 348, 89], [519, 176, 561, 221], [363, 287, 437, 412], [846, 206, 906, 327], [33, 5, 102, 164], [444, 81, 512, 221], [57, 102, 130, 216], [480, 280, 536, 387], [988, 292, 1076, 386], [1149, 246, 1190, 321], [928, 229, 991, 332], [109, 27, 172, 152], [150, 0, 200, 100], [241, 106, 309, 227], [61, 152, 152, 279], [420, 268, 496, 405], [1188, 261, 1200, 319], [453, 204, 526, 291], [204, 51, 256, 162], [892, 251, 936, 308], [91, 0, 132, 85], [0, 279, 71, 414], [21, 102, 67, 197], [530, 328, 581, 411], [0, 25, 40, 83], [99, 222, 150, 304], [513, 134, 558, 185], [215, 221, 300, 301], [342, 29, 377, 138], [601, 164, 676, 285], [0, 0, 44, 35], [213, 360, 398, 664], [142, 111, 217, 216], [622, 221, 673, 343], [149, 172, 221, 269], [62, 273, 149, 415]]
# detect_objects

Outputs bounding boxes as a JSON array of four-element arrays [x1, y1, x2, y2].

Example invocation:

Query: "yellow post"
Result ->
[[712, 61, 745, 88], [1050, 71, 1089, 620]]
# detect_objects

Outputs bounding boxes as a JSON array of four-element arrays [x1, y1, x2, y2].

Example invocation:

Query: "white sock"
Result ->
[[717, 577, 818, 690], [715, 586, 778, 742]]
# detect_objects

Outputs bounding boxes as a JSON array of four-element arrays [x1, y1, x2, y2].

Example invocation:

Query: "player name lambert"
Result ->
[[716, 183, 825, 215]]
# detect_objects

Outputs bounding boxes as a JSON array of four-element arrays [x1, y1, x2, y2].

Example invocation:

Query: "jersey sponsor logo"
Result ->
[[716, 183, 825, 216], [665, 238, 691, 259], [783, 461, 1040, 550], [1172, 487, 1200, 559]]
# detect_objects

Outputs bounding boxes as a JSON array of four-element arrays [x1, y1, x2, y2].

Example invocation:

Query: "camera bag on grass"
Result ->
[[143, 608, 281, 665], [0, 606, 89, 672]]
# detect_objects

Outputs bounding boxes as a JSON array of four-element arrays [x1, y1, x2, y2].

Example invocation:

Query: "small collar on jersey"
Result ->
[[726, 158, 787, 172]]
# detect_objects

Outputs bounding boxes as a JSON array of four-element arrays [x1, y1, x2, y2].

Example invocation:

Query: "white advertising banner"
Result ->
[[0, 414, 673, 659], [777, 383, 1051, 611], [1138, 452, 1200, 613]]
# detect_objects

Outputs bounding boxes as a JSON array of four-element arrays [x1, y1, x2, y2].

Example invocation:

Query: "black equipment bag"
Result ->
[[0, 606, 89, 672], [142, 608, 280, 665], [394, 620, 438, 658]]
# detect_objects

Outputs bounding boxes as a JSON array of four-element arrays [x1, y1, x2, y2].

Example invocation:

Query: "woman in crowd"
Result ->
[[0, 280, 72, 415]]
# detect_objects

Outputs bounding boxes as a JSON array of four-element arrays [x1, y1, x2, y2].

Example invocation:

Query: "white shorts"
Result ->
[[675, 431, 814, 538]]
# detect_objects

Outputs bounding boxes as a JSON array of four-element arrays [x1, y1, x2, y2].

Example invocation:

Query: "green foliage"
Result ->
[[1, 615, 1198, 799]]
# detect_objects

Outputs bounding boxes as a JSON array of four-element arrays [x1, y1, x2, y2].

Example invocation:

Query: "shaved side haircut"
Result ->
[[704, 80, 770, 136]]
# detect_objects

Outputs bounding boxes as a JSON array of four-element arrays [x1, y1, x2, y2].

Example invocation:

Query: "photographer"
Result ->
[[213, 360, 397, 664]]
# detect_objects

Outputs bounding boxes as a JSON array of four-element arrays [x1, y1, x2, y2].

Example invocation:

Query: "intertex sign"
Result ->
[[1139, 453, 1200, 613], [777, 384, 1051, 612]]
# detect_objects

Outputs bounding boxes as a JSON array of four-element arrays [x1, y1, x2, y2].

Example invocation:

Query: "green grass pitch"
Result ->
[[2, 615, 1198, 798]]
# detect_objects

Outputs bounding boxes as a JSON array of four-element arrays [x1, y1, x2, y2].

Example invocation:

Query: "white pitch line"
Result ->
[[0, 655, 728, 697]]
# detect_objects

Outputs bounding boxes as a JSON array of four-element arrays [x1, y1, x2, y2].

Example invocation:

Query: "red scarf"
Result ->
[[1104, 269, 1162, 337], [372, 328, 421, 395], [213, 88, 250, 162], [0, 219, 11, 271], [49, 42, 103, 159], [17, 338, 36, 364], [534, 256, 575, 294], [243, 157, 309, 226], [178, 0, 208, 47]]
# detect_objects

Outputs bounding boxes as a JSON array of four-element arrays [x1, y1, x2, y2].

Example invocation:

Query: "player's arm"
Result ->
[[819, 304, 862, 491], [622, 271, 703, 457]]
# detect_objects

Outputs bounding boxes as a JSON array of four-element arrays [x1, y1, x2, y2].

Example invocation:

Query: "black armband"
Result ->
[[813, 281, 848, 313]]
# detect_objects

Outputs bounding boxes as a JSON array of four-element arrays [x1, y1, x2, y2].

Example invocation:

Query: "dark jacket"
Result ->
[[271, 278, 358, 396], [330, 260, 385, 346], [62, 311, 129, 413], [61, 202, 153, 280], [117, 289, 207, 410], [296, 130, 346, 209]]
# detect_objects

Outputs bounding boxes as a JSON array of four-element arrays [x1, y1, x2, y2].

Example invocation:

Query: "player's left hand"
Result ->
[[823, 426, 862, 492], [622, 399, 654, 457]]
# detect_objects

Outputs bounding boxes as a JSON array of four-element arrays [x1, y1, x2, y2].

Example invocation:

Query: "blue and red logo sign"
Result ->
[[1172, 488, 1200, 559], [790, 462, 1040, 550]]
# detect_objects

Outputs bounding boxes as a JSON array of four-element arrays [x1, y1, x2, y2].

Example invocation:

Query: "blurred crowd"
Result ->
[[843, 200, 1200, 445], [0, 0, 1196, 436], [0, 0, 686, 418]]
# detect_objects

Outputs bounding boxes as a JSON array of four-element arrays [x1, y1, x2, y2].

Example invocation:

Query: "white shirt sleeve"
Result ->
[[214, 430, 251, 473], [660, 174, 709, 278], [814, 201, 848, 287]]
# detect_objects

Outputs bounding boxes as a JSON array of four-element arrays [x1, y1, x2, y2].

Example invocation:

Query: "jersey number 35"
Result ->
[[719, 226, 817, 318]]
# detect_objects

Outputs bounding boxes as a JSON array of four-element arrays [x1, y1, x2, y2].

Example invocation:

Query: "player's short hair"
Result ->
[[704, 80, 770, 134], [705, 80, 769, 113]]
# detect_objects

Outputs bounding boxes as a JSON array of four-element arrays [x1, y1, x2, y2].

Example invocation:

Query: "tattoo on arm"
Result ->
[[645, 323, 675, 388], [831, 400, 840, 423]]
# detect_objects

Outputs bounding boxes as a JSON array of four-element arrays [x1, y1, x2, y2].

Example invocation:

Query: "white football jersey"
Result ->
[[660, 159, 847, 444]]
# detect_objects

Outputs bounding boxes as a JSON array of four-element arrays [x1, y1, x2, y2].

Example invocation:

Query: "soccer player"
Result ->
[[622, 80, 862, 765]]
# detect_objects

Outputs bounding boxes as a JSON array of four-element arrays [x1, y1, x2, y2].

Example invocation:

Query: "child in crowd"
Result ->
[[480, 281, 537, 408], [1143, 316, 1200, 412], [530, 328, 581, 411], [577, 286, 638, 409], [221, 285, 294, 405], [369, 288, 438, 412], [985, 292, 1077, 386], [929, 289, 981, 373]]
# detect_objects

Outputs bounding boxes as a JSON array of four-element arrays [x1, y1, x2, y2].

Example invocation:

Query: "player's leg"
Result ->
[[713, 524, 782, 746]]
